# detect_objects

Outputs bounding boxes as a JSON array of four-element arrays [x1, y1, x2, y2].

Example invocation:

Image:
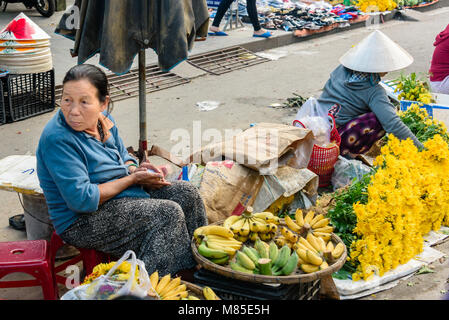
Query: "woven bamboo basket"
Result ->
[[192, 219, 347, 285], [182, 280, 221, 300]]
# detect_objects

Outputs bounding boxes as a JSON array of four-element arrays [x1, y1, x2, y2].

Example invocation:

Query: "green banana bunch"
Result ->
[[228, 242, 298, 277]]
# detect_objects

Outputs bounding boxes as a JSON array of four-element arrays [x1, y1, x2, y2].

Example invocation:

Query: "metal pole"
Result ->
[[138, 49, 148, 162]]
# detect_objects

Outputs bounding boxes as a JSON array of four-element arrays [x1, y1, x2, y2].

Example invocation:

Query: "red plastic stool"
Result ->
[[50, 232, 110, 286], [0, 240, 58, 300]]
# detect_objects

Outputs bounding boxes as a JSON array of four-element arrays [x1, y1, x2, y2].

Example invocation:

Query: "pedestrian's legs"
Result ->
[[246, 0, 261, 31], [211, 0, 234, 28]]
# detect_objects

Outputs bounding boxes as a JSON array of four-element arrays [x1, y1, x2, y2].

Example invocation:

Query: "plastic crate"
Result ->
[[1, 69, 55, 123], [193, 269, 321, 300]]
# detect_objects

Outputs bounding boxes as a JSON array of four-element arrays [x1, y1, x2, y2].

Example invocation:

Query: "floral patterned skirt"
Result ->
[[337, 112, 386, 157]]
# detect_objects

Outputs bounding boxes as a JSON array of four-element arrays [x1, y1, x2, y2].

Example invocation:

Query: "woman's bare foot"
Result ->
[[209, 26, 221, 33]]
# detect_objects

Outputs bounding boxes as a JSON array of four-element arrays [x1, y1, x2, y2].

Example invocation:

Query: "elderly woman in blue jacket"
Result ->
[[36, 64, 207, 278], [317, 30, 423, 158]]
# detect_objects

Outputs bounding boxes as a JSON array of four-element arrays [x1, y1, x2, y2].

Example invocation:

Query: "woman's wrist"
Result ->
[[126, 162, 139, 174]]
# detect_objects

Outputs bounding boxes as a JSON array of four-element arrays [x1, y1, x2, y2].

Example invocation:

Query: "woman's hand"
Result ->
[[139, 161, 169, 177], [132, 167, 171, 190]]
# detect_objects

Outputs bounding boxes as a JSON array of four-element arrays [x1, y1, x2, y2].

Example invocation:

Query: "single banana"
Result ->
[[306, 250, 323, 266], [298, 256, 306, 266], [204, 235, 242, 247], [326, 241, 335, 252], [295, 241, 309, 253], [296, 248, 308, 263], [230, 217, 246, 234], [164, 290, 188, 300], [295, 209, 305, 227], [284, 215, 302, 233], [248, 218, 260, 233], [242, 246, 260, 265], [149, 271, 159, 293], [309, 214, 324, 228], [239, 219, 251, 237], [306, 232, 323, 253], [249, 218, 264, 233], [274, 237, 286, 248], [332, 243, 345, 259], [254, 239, 269, 259], [304, 211, 315, 225], [269, 223, 278, 233], [281, 227, 298, 243], [259, 232, 274, 241], [236, 251, 256, 270], [280, 251, 299, 276], [210, 255, 230, 265], [301, 263, 320, 273], [205, 241, 237, 256], [203, 287, 220, 300], [268, 216, 281, 225], [319, 261, 329, 270], [298, 237, 318, 253], [317, 236, 327, 252], [159, 277, 181, 298], [230, 261, 254, 274], [313, 232, 331, 242], [193, 226, 208, 240], [311, 218, 330, 229], [201, 225, 235, 239], [273, 245, 291, 270], [163, 283, 186, 298], [234, 234, 249, 243], [269, 241, 279, 262], [187, 295, 201, 300], [313, 226, 334, 233], [198, 241, 229, 259], [155, 274, 171, 294], [223, 215, 242, 229], [249, 232, 260, 242], [253, 211, 274, 221]]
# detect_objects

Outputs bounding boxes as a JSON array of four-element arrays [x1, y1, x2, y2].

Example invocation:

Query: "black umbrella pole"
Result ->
[[138, 49, 148, 163]]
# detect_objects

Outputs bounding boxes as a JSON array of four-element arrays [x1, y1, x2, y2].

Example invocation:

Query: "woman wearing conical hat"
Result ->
[[317, 30, 423, 158]]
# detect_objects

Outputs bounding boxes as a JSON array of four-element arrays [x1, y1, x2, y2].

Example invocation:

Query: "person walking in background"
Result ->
[[429, 23, 449, 94], [208, 0, 272, 38]]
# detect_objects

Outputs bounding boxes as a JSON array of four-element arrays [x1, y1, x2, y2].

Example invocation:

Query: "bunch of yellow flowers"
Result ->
[[349, 134, 449, 281], [82, 261, 139, 285], [356, 0, 397, 12]]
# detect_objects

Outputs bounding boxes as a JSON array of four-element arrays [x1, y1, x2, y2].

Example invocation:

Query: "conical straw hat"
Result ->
[[0, 60, 53, 74], [0, 39, 50, 48], [0, 12, 51, 41], [339, 30, 413, 73]]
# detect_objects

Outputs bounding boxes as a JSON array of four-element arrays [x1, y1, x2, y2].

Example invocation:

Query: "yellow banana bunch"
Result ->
[[149, 272, 188, 300], [296, 235, 346, 274], [291, 209, 335, 241], [223, 208, 279, 243]]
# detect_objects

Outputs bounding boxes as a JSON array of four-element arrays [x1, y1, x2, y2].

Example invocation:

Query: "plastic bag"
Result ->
[[61, 250, 151, 300], [331, 156, 372, 191], [294, 97, 332, 147]]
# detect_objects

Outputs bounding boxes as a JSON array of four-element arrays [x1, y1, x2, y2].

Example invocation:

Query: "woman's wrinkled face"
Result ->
[[60, 79, 109, 132]]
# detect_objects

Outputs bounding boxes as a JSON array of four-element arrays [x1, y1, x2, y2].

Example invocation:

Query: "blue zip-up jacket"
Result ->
[[36, 109, 149, 235]]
